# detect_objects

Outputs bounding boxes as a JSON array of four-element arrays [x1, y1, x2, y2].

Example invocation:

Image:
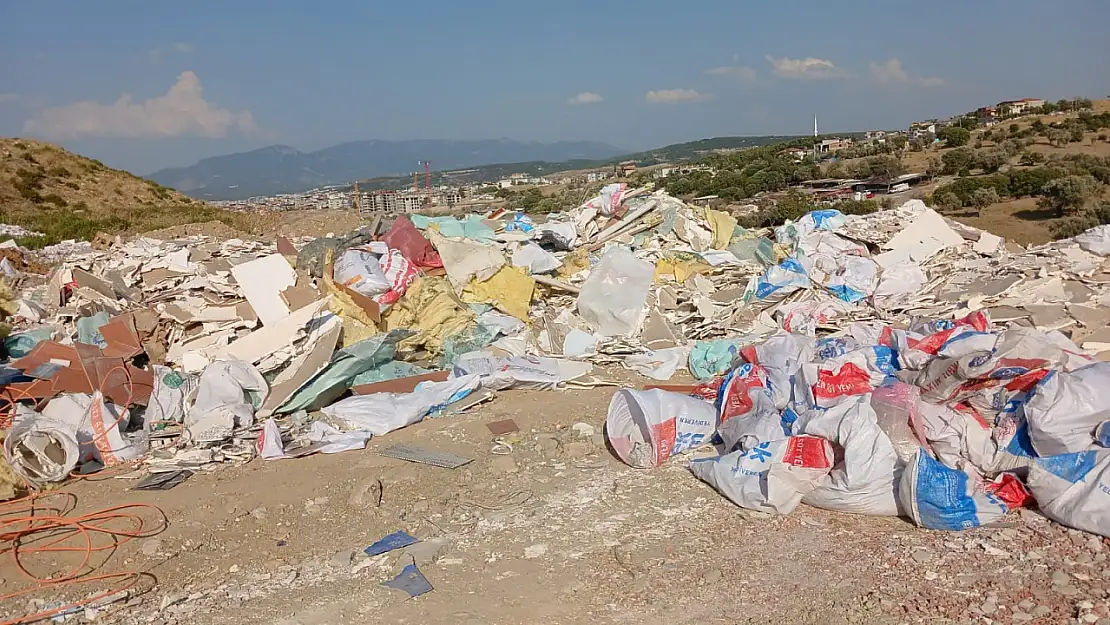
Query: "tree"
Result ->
[[975, 149, 1008, 173], [941, 147, 975, 174], [891, 135, 908, 150], [970, 187, 1000, 215], [1047, 129, 1070, 147], [1009, 123, 1021, 134], [868, 155, 906, 181], [1037, 175, 1099, 217], [925, 156, 943, 177], [935, 191, 962, 212], [939, 126, 971, 147]]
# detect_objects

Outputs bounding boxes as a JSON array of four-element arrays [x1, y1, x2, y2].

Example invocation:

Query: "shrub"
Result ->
[[40, 193, 68, 207], [837, 199, 880, 215]]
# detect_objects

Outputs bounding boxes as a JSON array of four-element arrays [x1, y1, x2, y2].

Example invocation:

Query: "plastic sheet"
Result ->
[[577, 246, 653, 337]]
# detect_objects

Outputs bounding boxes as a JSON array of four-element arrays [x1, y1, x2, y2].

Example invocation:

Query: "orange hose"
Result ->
[[0, 492, 166, 624]]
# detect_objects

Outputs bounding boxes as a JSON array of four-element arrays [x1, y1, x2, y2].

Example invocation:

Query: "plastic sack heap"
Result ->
[[608, 311, 1110, 536]]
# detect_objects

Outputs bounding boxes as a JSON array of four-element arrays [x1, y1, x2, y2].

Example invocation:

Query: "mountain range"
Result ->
[[146, 139, 626, 200]]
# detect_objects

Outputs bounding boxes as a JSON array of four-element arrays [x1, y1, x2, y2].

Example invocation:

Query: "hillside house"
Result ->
[[998, 98, 1046, 116]]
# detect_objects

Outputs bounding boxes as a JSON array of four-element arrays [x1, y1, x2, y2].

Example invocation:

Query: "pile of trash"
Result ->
[[0, 182, 1106, 539]]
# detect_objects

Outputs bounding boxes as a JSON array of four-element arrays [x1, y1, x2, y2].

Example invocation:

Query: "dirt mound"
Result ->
[[141, 220, 256, 241], [0, 138, 261, 247]]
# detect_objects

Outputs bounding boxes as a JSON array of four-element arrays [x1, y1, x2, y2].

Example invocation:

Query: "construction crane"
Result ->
[[420, 160, 431, 207]]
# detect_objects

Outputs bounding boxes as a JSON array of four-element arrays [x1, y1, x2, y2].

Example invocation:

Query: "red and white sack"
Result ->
[[794, 395, 902, 516], [373, 248, 420, 308], [606, 389, 717, 468], [690, 435, 835, 515], [42, 391, 146, 467], [334, 247, 391, 296], [810, 346, 898, 408], [257, 417, 288, 460]]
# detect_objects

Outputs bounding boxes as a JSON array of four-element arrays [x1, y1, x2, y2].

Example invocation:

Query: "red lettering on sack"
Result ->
[[719, 372, 765, 423], [651, 418, 677, 465], [782, 435, 834, 469], [813, 362, 871, 399], [984, 473, 1033, 509]]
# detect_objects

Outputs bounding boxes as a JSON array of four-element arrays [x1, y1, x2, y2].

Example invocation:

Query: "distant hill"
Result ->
[[147, 139, 626, 200], [0, 138, 257, 246], [346, 135, 807, 193]]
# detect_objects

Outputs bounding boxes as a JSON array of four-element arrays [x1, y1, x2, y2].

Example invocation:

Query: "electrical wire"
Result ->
[[0, 358, 161, 623], [0, 492, 165, 624]]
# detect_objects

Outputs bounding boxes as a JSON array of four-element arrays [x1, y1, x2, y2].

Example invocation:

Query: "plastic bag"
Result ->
[[577, 246, 654, 337], [3, 410, 80, 486], [581, 183, 627, 217], [185, 360, 268, 443], [623, 347, 689, 381], [899, 449, 1016, 531], [1026, 449, 1110, 538], [689, 338, 745, 380], [752, 258, 810, 302], [321, 375, 480, 436], [794, 395, 902, 516], [333, 247, 391, 296], [690, 436, 835, 515], [511, 243, 561, 275], [452, 355, 591, 391], [606, 389, 718, 469], [873, 262, 927, 303], [145, 365, 197, 425], [1025, 363, 1110, 457], [870, 382, 929, 463], [380, 216, 443, 269], [824, 256, 879, 303]]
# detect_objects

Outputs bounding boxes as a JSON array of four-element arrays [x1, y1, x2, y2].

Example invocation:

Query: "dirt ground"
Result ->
[[141, 210, 371, 242], [7, 369, 1109, 625]]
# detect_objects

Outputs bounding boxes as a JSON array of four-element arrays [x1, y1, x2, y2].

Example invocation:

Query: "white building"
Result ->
[[326, 194, 349, 210]]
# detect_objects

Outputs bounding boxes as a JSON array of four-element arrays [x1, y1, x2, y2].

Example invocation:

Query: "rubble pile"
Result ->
[[0, 182, 1107, 538]]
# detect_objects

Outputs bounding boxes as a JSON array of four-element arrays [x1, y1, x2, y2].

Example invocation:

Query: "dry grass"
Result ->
[[0, 138, 264, 246], [944, 197, 1067, 246]]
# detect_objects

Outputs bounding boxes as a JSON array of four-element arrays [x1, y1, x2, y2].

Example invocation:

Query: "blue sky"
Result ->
[[2, 0, 1108, 174]]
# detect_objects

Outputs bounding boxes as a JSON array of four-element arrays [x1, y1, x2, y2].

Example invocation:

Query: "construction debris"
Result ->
[[0, 190, 1107, 541]]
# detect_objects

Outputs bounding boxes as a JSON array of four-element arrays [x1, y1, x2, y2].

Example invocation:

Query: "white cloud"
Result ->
[[0, 93, 18, 104], [568, 92, 603, 105], [148, 42, 193, 63], [705, 66, 756, 80], [23, 71, 258, 140], [869, 58, 945, 87], [765, 55, 844, 79], [868, 58, 908, 84], [645, 89, 709, 104]]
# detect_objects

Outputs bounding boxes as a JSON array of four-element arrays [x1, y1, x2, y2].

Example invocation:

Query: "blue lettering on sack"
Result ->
[[672, 431, 707, 455], [988, 366, 1030, 380], [871, 346, 900, 374], [745, 442, 773, 462], [913, 451, 986, 531], [1035, 450, 1099, 483], [780, 408, 799, 436]]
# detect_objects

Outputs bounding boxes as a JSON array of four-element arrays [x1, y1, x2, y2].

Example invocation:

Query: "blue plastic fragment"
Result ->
[[364, 530, 419, 557], [382, 563, 433, 598]]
